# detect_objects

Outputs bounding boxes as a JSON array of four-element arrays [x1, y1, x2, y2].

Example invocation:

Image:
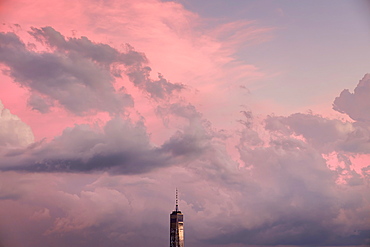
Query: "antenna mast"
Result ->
[[175, 188, 179, 212]]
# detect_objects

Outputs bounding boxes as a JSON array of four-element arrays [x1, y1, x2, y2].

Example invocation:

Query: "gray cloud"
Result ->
[[1, 26, 370, 247], [30, 26, 185, 100], [127, 68, 185, 100], [0, 103, 215, 174], [27, 93, 53, 113], [0, 27, 185, 115], [1, 118, 171, 174], [0, 107, 370, 246], [333, 74, 370, 122], [208, 222, 370, 246], [0, 30, 135, 115], [265, 112, 370, 154], [29, 27, 146, 68], [157, 102, 216, 163], [207, 112, 370, 246]]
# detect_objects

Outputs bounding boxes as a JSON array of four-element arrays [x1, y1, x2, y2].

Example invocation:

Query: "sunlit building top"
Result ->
[[170, 189, 184, 247]]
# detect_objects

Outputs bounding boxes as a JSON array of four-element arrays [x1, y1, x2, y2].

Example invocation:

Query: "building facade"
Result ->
[[170, 190, 184, 247]]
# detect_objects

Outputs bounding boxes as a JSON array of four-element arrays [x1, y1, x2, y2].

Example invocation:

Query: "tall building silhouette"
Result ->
[[170, 189, 184, 247]]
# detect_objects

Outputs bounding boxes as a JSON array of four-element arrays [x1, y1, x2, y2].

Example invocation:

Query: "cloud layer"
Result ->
[[0, 27, 184, 116], [0, 1, 369, 247], [0, 83, 369, 246]]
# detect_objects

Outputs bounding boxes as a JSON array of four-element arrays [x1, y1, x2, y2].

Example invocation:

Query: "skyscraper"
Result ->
[[170, 189, 184, 247]]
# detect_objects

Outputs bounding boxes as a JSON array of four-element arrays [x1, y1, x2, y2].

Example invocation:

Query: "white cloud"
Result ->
[[0, 100, 34, 147]]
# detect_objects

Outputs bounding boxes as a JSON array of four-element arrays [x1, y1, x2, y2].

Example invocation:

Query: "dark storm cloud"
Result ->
[[1, 118, 171, 174], [0, 108, 215, 174], [333, 74, 370, 122]]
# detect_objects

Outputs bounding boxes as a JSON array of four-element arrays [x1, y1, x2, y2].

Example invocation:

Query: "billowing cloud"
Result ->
[[0, 0, 369, 246], [0, 29, 133, 115], [0, 100, 34, 147], [158, 103, 216, 165], [333, 74, 370, 122], [1, 74, 370, 246], [0, 102, 217, 174], [1, 114, 369, 246], [0, 27, 185, 116], [1, 28, 370, 247], [265, 112, 370, 155], [0, 117, 170, 174], [206, 109, 370, 246], [29, 26, 185, 101]]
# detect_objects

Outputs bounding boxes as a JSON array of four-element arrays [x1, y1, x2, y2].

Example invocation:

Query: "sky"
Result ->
[[0, 0, 370, 246]]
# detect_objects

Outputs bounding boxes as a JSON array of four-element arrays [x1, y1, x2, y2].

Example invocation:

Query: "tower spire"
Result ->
[[175, 188, 179, 212], [170, 188, 184, 247]]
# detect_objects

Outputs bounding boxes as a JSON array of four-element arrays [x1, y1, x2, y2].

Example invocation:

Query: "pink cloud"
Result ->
[[0, 0, 369, 246], [1, 0, 271, 143]]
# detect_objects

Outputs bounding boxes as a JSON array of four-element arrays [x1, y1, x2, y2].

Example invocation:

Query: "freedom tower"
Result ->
[[170, 189, 184, 247]]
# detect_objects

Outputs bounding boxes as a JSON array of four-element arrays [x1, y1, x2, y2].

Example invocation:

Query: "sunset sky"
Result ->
[[0, 0, 370, 246]]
